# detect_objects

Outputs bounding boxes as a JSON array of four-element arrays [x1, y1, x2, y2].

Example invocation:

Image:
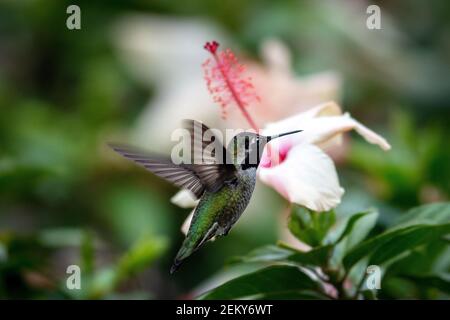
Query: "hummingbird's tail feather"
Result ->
[[170, 259, 183, 274], [169, 223, 219, 274], [170, 241, 192, 274]]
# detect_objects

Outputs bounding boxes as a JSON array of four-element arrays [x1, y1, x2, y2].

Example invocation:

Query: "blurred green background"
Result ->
[[0, 0, 449, 299]]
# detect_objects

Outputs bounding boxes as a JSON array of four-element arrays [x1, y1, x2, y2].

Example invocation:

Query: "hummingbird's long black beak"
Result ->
[[267, 130, 302, 142]]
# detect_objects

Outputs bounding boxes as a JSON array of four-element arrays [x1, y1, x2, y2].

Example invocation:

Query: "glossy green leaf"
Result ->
[[401, 274, 450, 295], [386, 238, 449, 276], [115, 236, 167, 281], [288, 206, 335, 247], [369, 224, 450, 266], [331, 210, 378, 267], [235, 244, 333, 267], [382, 274, 450, 299], [259, 290, 330, 300], [279, 243, 333, 267], [335, 210, 378, 246], [393, 202, 450, 229], [200, 265, 319, 300], [89, 235, 167, 298], [344, 223, 450, 270], [232, 245, 292, 263]]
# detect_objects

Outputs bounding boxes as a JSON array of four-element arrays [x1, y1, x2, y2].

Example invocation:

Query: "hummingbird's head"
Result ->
[[228, 130, 302, 169]]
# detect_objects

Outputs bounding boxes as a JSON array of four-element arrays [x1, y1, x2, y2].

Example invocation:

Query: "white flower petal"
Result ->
[[263, 101, 390, 152], [263, 101, 342, 136], [170, 189, 199, 208], [344, 113, 391, 151], [294, 113, 391, 151], [181, 210, 194, 235], [258, 143, 345, 212]]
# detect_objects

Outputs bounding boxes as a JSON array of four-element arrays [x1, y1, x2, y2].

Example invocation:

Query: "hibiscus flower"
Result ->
[[171, 40, 390, 235]]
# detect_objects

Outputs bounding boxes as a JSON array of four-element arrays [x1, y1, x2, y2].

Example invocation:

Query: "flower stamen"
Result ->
[[202, 41, 260, 131]]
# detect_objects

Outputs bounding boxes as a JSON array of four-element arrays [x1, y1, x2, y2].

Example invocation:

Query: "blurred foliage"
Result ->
[[349, 111, 450, 208], [202, 203, 450, 299], [0, 229, 167, 299], [0, 0, 449, 299]]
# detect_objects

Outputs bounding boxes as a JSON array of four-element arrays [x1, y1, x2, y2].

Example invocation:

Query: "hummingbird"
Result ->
[[109, 120, 301, 273]]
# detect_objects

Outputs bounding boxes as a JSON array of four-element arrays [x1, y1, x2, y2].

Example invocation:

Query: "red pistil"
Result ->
[[204, 41, 219, 54], [202, 41, 260, 131]]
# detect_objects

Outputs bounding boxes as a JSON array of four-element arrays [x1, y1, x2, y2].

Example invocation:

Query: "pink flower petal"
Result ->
[[258, 143, 345, 212]]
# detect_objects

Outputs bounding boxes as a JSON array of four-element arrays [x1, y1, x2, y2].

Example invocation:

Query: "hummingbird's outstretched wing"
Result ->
[[109, 121, 236, 197], [109, 144, 207, 198], [182, 119, 236, 191]]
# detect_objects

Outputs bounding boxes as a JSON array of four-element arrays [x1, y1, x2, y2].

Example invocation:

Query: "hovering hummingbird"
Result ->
[[109, 120, 301, 273]]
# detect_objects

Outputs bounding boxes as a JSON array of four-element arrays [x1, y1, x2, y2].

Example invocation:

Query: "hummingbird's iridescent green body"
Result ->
[[173, 167, 256, 268], [109, 120, 301, 273], [170, 127, 276, 273]]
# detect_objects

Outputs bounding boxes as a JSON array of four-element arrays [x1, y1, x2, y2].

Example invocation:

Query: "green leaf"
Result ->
[[279, 243, 334, 267], [386, 238, 449, 276], [288, 206, 335, 247], [361, 203, 450, 277], [235, 244, 333, 267], [369, 224, 450, 266], [400, 274, 450, 295], [232, 245, 292, 263], [343, 223, 450, 270], [382, 274, 450, 299], [393, 202, 450, 229], [89, 235, 167, 298], [335, 210, 378, 246], [259, 290, 330, 300], [80, 230, 94, 276], [115, 236, 167, 282], [200, 265, 320, 300], [330, 210, 378, 267], [343, 203, 450, 271]]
